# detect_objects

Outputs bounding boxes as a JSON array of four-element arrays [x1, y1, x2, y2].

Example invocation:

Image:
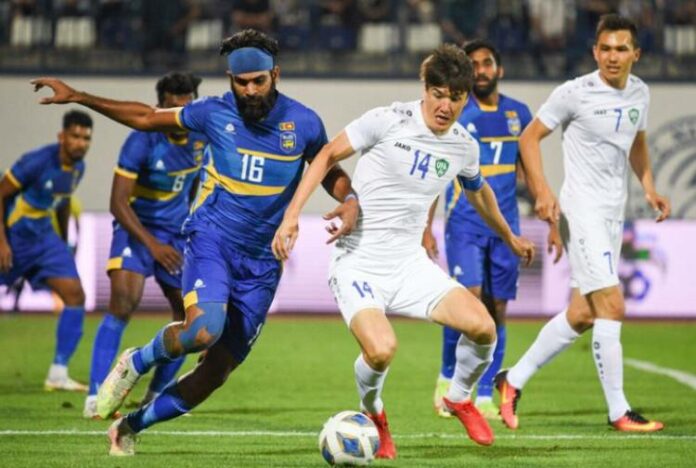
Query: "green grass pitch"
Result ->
[[0, 314, 694, 467]]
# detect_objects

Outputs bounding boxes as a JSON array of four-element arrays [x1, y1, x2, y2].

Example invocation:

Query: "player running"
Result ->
[[427, 40, 534, 419], [83, 72, 207, 419], [0, 110, 93, 392], [495, 14, 669, 433], [32, 29, 357, 456], [272, 45, 535, 458]]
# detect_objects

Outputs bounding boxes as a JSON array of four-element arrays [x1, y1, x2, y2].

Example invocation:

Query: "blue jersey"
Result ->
[[115, 130, 207, 232], [445, 94, 532, 236], [176, 91, 328, 259], [4, 143, 85, 237]]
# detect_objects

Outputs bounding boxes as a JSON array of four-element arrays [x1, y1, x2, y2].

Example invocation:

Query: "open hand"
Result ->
[[31, 77, 78, 105], [547, 222, 563, 264], [509, 235, 536, 267], [272, 216, 299, 261], [645, 192, 670, 222], [322, 197, 359, 244], [150, 242, 182, 275]]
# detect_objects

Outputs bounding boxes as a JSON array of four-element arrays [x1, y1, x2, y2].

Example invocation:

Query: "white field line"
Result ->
[[0, 430, 694, 441], [626, 358, 696, 391]]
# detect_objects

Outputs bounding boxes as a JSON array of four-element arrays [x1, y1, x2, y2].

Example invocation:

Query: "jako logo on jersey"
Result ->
[[122, 247, 132, 257], [629, 108, 640, 125], [155, 160, 166, 170], [394, 141, 411, 152], [435, 158, 450, 177], [279, 121, 295, 131], [44, 180, 53, 190], [225, 123, 236, 133], [280, 132, 296, 153], [193, 279, 206, 289], [466, 122, 478, 134]]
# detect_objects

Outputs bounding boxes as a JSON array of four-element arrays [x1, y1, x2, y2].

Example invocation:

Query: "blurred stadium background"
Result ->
[[1, 0, 696, 317]]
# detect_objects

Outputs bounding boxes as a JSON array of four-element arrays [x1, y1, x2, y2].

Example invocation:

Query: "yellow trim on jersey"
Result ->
[[183, 290, 198, 309], [6, 195, 51, 227], [192, 177, 215, 212], [207, 159, 285, 197], [477, 102, 498, 112], [237, 147, 303, 162], [4, 170, 21, 188], [168, 165, 201, 176], [174, 108, 186, 129], [132, 184, 178, 201], [114, 167, 138, 179], [167, 134, 189, 146], [480, 164, 516, 177], [480, 136, 519, 142], [106, 257, 123, 271]]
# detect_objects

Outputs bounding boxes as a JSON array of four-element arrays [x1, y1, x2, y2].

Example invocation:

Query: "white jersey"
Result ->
[[339, 100, 481, 258], [537, 70, 650, 219]]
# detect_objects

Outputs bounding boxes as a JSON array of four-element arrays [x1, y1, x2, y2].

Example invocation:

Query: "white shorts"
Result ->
[[328, 248, 462, 326], [561, 211, 622, 295]]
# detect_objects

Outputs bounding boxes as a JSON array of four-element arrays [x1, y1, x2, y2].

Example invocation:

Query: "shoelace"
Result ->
[[624, 411, 649, 423]]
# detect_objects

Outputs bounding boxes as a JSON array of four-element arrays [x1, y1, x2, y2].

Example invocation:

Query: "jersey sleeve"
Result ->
[[536, 81, 577, 131], [344, 106, 396, 153], [7, 151, 43, 188], [638, 87, 650, 131], [115, 131, 150, 179], [303, 114, 329, 162], [457, 139, 484, 191], [519, 103, 533, 131], [177, 96, 213, 133]]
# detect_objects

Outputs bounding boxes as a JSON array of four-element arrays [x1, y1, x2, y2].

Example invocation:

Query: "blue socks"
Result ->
[[477, 325, 506, 398], [149, 357, 185, 394], [54, 306, 85, 366], [89, 313, 127, 395], [440, 326, 460, 379], [132, 329, 171, 375], [127, 382, 192, 433]]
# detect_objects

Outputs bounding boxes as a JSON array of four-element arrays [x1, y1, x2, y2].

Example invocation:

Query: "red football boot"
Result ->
[[610, 410, 664, 432], [495, 370, 521, 430], [442, 397, 494, 446], [365, 410, 396, 459]]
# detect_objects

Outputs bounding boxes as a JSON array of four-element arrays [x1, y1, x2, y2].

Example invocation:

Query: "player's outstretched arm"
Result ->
[[519, 118, 559, 222], [465, 183, 535, 266], [31, 77, 183, 133], [272, 131, 356, 261], [629, 131, 670, 222]]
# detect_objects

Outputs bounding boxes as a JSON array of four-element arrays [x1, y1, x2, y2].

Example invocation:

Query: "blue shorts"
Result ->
[[0, 229, 79, 290], [106, 222, 184, 289], [181, 221, 281, 363], [445, 229, 519, 300]]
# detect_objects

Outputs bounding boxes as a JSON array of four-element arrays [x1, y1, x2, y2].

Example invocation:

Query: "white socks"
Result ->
[[447, 334, 496, 402], [354, 354, 388, 415], [507, 309, 579, 389], [47, 363, 68, 381], [592, 319, 630, 421]]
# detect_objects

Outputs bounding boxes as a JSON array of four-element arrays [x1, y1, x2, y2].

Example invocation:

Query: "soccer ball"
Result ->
[[318, 410, 380, 466]]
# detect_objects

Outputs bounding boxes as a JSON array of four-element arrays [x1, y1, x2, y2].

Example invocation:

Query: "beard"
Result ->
[[236, 83, 278, 122], [473, 75, 498, 99]]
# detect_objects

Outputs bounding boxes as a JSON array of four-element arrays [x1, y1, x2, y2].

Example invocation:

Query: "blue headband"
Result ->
[[227, 47, 274, 74]]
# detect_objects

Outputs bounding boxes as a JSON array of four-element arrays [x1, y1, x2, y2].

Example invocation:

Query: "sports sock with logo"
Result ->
[[592, 318, 630, 421]]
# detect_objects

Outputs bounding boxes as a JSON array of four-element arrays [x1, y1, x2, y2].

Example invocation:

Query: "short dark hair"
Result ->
[[63, 110, 92, 129], [156, 72, 202, 106], [219, 29, 279, 61], [596, 14, 639, 48], [420, 44, 474, 96], [463, 39, 501, 67]]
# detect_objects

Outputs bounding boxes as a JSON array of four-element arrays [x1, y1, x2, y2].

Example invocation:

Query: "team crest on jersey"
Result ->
[[629, 108, 640, 125], [280, 132, 296, 152], [506, 111, 522, 136], [194, 141, 205, 150], [279, 121, 295, 131], [435, 158, 450, 177]]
